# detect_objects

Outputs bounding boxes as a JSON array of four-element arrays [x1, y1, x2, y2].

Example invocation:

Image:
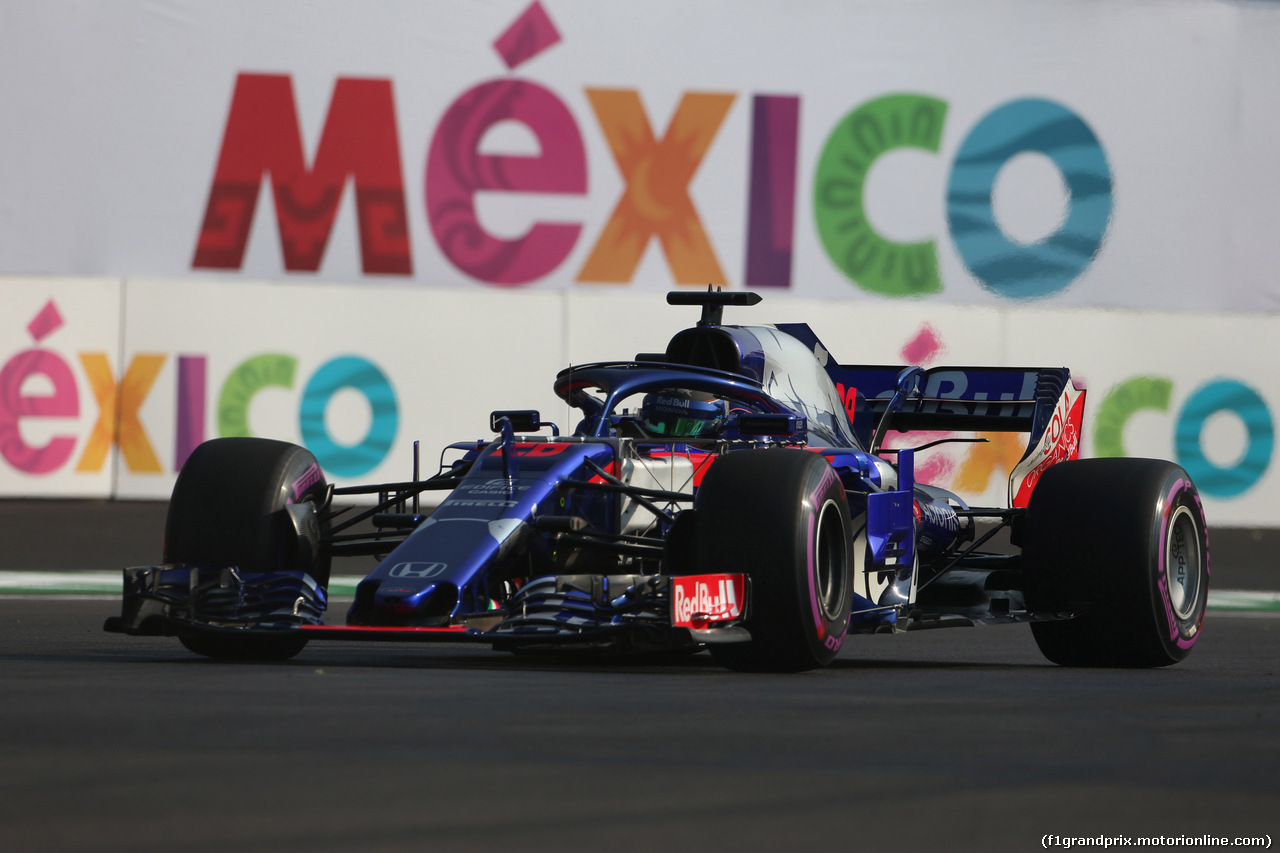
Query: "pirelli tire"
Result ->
[[695, 448, 854, 672], [164, 437, 331, 661], [1022, 458, 1209, 668]]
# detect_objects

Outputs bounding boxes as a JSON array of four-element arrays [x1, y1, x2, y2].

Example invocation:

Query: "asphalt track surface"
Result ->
[[2, 501, 1277, 851]]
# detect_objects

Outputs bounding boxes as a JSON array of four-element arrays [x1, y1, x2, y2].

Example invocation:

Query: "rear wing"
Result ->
[[834, 364, 1066, 433], [774, 323, 1085, 507], [850, 364, 1084, 508]]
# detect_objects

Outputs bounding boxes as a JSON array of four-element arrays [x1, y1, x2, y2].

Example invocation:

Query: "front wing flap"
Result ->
[[104, 565, 327, 637]]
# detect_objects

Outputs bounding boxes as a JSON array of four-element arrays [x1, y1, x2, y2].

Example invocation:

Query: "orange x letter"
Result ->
[[578, 89, 735, 284], [76, 353, 166, 474]]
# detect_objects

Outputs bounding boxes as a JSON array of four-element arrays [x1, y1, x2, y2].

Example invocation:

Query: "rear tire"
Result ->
[[165, 437, 330, 661], [1023, 458, 1209, 667], [695, 449, 853, 672]]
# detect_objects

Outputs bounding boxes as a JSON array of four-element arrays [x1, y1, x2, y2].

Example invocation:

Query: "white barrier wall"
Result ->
[[1, 1, 1277, 526], [2, 278, 1276, 528]]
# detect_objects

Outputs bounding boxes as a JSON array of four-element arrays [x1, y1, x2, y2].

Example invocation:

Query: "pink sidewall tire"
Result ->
[[1023, 458, 1210, 668], [695, 449, 853, 672]]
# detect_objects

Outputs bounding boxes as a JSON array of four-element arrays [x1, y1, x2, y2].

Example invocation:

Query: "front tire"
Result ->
[[1023, 458, 1209, 667], [165, 437, 330, 661], [695, 449, 853, 672]]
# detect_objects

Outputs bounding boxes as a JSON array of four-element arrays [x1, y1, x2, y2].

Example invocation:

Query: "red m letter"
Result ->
[[193, 73, 411, 275]]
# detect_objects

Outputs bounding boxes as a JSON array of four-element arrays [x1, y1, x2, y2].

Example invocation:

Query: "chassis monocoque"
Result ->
[[106, 290, 1210, 671]]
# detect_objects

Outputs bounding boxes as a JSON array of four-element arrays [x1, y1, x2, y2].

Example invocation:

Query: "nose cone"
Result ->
[[351, 579, 460, 626]]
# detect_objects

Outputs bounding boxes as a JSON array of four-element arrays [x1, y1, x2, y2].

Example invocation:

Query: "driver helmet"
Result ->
[[640, 389, 726, 438]]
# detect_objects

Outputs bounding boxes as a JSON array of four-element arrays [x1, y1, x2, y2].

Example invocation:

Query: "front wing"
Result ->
[[103, 564, 753, 649]]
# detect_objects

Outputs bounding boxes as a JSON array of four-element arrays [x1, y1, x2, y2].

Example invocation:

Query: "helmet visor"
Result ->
[[641, 391, 725, 438]]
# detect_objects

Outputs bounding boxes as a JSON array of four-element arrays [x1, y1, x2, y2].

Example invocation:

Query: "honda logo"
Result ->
[[388, 562, 448, 579]]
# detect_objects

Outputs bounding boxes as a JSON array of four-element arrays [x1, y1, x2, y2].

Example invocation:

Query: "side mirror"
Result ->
[[490, 410, 543, 433], [734, 413, 806, 438]]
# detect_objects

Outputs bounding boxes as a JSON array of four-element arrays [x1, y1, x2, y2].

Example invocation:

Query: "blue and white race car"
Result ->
[[106, 289, 1210, 671]]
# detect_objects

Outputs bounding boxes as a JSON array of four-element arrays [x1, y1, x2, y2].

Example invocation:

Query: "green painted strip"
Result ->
[[2, 572, 1278, 613], [1206, 590, 1280, 612], [0, 571, 120, 595], [328, 579, 362, 596]]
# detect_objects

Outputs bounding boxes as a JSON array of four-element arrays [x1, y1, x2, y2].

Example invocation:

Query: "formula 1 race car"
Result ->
[[105, 289, 1210, 671]]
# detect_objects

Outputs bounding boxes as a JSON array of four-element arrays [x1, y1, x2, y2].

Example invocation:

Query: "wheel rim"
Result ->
[[814, 498, 848, 620], [1165, 505, 1202, 621]]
